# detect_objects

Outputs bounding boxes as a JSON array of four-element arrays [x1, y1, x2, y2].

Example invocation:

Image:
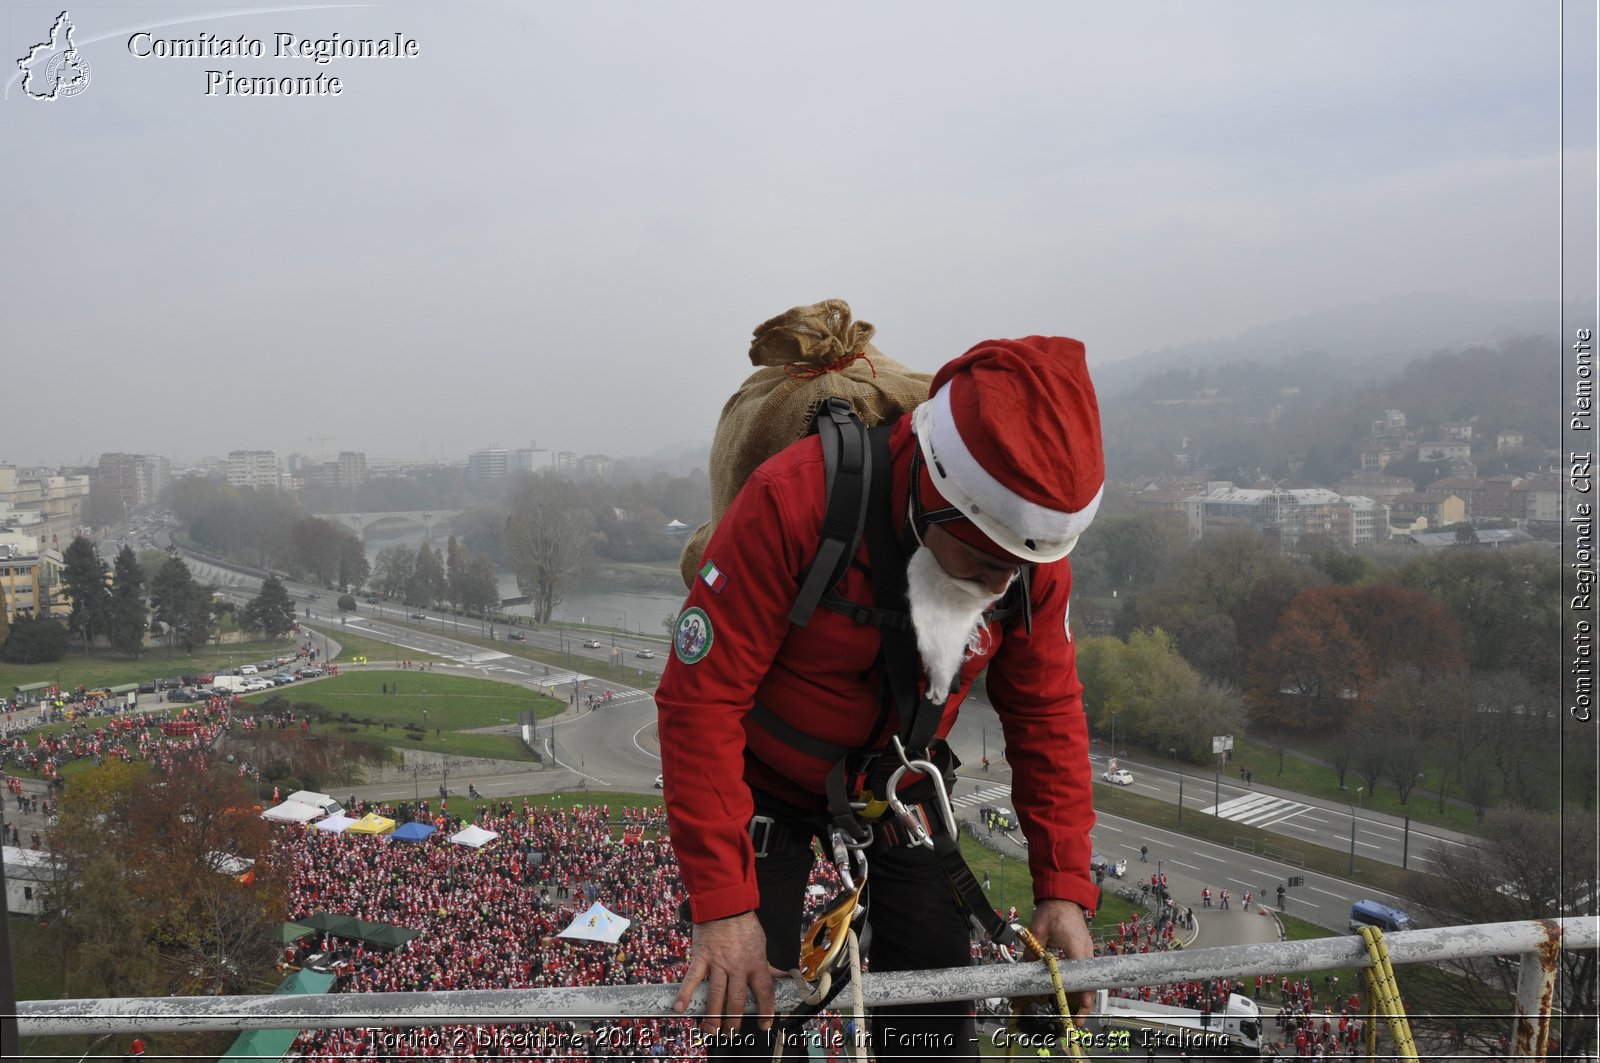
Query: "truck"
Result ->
[[210, 675, 246, 693], [1094, 990, 1262, 1056]]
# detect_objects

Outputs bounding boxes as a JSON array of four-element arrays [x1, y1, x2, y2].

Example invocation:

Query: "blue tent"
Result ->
[[392, 821, 436, 842]]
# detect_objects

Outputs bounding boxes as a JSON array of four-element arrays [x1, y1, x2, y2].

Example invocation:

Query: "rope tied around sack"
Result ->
[[783, 349, 878, 380]]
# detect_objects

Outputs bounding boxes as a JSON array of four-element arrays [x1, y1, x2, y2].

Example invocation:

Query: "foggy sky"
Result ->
[[1, 1, 1583, 468]]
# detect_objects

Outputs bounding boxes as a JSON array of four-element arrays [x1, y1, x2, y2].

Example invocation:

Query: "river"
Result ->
[[363, 532, 688, 636]]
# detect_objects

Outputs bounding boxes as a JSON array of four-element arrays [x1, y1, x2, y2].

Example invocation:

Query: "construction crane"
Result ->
[[308, 436, 358, 461]]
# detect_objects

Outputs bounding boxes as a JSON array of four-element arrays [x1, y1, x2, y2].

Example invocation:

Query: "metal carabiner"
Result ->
[[830, 829, 870, 893], [797, 879, 867, 981], [884, 737, 960, 845]]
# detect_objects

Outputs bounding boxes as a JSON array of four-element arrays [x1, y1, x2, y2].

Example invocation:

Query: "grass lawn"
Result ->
[[238, 672, 562, 761], [312, 626, 444, 665], [1229, 733, 1486, 833], [0, 638, 302, 695]]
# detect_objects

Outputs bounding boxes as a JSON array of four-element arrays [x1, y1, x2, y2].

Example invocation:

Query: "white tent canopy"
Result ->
[[261, 800, 324, 823], [449, 825, 499, 848], [557, 902, 630, 944], [314, 814, 358, 833]]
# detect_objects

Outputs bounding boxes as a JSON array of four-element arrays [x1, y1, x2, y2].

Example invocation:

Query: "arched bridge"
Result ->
[[317, 511, 465, 540]]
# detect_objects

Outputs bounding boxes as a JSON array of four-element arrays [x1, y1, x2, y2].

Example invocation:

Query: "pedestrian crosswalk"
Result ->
[[1201, 792, 1313, 827], [457, 651, 512, 664], [952, 783, 1012, 809]]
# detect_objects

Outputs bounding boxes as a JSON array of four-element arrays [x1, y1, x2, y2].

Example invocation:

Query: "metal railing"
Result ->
[[20, 917, 1596, 1058]]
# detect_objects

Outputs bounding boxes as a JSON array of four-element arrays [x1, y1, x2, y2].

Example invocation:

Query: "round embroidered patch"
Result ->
[[674, 607, 713, 665]]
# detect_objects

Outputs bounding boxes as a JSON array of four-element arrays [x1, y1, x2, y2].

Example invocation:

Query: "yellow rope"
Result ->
[[1357, 926, 1419, 1061], [1004, 927, 1088, 1060]]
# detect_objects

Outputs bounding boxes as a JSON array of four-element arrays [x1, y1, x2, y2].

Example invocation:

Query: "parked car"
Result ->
[[507, 631, 526, 641], [582, 638, 603, 649], [1103, 768, 1134, 785], [136, 681, 158, 694], [409, 612, 427, 620], [365, 595, 380, 604], [295, 667, 324, 679], [635, 649, 656, 659], [239, 665, 258, 675], [241, 679, 273, 692], [167, 689, 201, 703], [269, 673, 296, 685], [157, 677, 182, 690]]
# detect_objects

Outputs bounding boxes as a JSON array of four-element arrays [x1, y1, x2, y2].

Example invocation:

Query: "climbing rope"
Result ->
[[1356, 925, 1418, 1061], [1005, 926, 1088, 1060], [774, 926, 867, 1063]]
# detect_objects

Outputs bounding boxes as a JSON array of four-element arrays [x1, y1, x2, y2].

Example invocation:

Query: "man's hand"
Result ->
[[1026, 899, 1096, 1020], [673, 912, 779, 1036]]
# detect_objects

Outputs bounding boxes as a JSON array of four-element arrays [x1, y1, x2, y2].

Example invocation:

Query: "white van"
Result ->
[[239, 665, 258, 675], [287, 791, 344, 817]]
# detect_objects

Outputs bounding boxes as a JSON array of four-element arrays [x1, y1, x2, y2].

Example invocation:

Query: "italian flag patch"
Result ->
[[699, 560, 728, 594]]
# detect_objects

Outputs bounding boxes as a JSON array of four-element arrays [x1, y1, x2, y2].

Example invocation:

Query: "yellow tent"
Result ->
[[347, 813, 397, 835]]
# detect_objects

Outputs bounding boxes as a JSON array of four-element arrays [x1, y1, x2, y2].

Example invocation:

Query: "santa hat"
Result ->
[[911, 336, 1104, 563]]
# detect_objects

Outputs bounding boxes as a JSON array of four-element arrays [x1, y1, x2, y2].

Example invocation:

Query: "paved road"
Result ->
[[176, 547, 1441, 936]]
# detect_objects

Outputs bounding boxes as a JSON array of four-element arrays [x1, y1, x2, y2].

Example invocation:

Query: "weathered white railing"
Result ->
[[19, 917, 1595, 1058]]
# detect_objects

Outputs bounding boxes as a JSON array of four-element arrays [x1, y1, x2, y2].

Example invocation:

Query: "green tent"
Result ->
[[276, 922, 316, 945], [297, 912, 361, 938], [296, 911, 419, 949], [359, 922, 422, 949], [217, 969, 336, 1061]]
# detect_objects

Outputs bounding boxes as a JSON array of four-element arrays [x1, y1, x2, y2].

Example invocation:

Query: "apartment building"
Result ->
[[226, 451, 281, 490], [1183, 483, 1389, 547]]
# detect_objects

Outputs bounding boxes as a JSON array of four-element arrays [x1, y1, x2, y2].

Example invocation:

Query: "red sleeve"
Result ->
[[986, 559, 1100, 914], [655, 454, 814, 923]]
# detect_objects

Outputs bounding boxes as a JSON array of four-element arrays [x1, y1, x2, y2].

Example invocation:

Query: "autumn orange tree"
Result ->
[[47, 751, 286, 1001], [1246, 587, 1374, 731]]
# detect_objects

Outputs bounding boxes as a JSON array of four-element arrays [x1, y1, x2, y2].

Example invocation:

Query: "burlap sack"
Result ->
[[679, 299, 933, 588]]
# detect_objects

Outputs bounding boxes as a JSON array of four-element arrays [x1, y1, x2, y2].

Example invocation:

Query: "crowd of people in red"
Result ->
[[1, 696, 236, 784], [280, 801, 713, 1060]]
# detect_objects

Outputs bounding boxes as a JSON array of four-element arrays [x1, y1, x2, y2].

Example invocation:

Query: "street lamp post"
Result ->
[[1169, 749, 1184, 827], [1349, 786, 1363, 876]]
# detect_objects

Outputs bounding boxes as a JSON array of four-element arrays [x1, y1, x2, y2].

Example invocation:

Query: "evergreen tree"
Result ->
[[411, 541, 446, 606], [0, 614, 71, 663], [150, 556, 214, 654], [445, 536, 469, 609], [243, 575, 296, 639], [60, 536, 109, 653], [338, 535, 370, 592], [106, 546, 149, 658]]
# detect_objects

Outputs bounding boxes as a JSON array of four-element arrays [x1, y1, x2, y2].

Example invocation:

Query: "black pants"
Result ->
[[705, 831, 979, 1060]]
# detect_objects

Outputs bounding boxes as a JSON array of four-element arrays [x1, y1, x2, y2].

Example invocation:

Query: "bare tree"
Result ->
[[504, 474, 594, 624], [1409, 807, 1598, 1055]]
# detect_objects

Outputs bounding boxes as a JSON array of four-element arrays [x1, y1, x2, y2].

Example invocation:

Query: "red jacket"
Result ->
[[657, 418, 1098, 923]]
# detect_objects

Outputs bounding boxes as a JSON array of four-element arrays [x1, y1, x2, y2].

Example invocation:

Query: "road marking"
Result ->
[[1201, 794, 1316, 828], [951, 785, 1012, 808], [1310, 886, 1345, 898], [1098, 822, 1123, 833], [1168, 860, 1201, 870], [1287, 898, 1320, 909]]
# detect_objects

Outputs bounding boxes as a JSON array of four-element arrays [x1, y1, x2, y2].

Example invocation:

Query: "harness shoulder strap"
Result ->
[[789, 398, 871, 627]]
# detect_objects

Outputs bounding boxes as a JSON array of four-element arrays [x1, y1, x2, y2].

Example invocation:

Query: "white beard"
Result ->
[[905, 546, 1007, 705]]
